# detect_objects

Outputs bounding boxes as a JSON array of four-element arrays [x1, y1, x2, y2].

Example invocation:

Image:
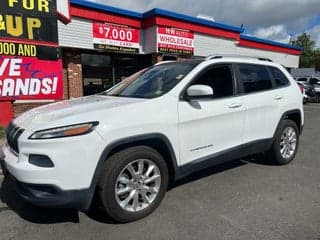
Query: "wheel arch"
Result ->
[[90, 133, 179, 192], [273, 109, 303, 138]]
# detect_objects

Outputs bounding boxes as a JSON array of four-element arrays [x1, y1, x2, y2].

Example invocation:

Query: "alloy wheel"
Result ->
[[280, 126, 297, 159], [115, 159, 161, 212]]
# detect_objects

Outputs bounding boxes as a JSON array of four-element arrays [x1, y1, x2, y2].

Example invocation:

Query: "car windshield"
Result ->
[[102, 60, 202, 98]]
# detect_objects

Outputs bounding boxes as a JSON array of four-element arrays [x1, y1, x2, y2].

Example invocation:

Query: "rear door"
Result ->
[[236, 63, 283, 144]]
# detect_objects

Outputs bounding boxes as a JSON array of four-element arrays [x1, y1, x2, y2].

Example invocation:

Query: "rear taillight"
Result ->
[[298, 85, 304, 94]]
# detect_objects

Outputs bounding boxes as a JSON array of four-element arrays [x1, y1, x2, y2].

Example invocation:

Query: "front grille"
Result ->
[[6, 122, 24, 154]]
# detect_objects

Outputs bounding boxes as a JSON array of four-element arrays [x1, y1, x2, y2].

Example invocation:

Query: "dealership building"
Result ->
[[0, 0, 302, 120]]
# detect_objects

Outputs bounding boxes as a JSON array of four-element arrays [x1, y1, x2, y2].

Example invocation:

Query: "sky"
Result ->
[[87, 0, 320, 48]]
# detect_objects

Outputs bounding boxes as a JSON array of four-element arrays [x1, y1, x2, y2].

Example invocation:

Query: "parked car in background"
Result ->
[[295, 77, 320, 103], [297, 82, 309, 104]]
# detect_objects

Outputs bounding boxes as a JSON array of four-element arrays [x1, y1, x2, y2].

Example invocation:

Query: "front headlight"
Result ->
[[29, 122, 99, 139]]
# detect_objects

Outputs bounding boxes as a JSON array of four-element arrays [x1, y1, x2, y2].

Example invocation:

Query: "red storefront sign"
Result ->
[[0, 0, 63, 102], [92, 22, 140, 53], [0, 56, 63, 100], [157, 27, 194, 55]]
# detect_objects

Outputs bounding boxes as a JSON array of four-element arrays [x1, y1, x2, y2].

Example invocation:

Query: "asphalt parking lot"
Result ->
[[0, 104, 319, 240]]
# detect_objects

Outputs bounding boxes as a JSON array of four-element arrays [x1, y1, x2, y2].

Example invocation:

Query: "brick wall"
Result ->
[[64, 49, 84, 98]]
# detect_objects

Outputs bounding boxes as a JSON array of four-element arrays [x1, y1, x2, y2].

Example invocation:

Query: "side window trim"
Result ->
[[232, 63, 241, 95], [179, 63, 236, 100], [234, 63, 244, 95], [265, 66, 278, 89]]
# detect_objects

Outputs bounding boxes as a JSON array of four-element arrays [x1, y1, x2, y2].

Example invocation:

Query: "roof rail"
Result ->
[[205, 55, 223, 60], [205, 54, 273, 62], [256, 57, 273, 62]]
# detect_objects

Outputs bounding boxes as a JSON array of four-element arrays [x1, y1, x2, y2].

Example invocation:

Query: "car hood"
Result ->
[[14, 95, 146, 129]]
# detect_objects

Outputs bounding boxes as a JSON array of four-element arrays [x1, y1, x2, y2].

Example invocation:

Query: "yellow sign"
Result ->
[[0, 0, 58, 43]]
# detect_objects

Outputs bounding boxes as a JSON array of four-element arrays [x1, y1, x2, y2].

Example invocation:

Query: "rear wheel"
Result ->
[[303, 97, 307, 104], [267, 119, 299, 165], [98, 146, 169, 222]]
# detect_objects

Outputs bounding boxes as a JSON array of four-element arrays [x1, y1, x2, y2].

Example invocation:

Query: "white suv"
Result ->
[[1, 55, 304, 222]]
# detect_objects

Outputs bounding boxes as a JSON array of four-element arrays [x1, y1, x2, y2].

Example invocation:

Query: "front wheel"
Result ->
[[267, 119, 299, 165], [98, 146, 169, 222]]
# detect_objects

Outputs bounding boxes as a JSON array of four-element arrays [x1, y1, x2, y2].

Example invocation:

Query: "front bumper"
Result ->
[[2, 129, 104, 189], [1, 146, 95, 211], [14, 175, 92, 210], [1, 129, 106, 210]]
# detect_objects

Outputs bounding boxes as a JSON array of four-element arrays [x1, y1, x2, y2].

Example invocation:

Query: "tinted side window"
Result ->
[[297, 78, 307, 82], [238, 64, 272, 93], [268, 67, 289, 87], [309, 78, 320, 84], [191, 65, 234, 99]]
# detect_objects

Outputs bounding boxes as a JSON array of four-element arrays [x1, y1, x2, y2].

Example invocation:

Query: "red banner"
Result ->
[[0, 56, 63, 100], [157, 27, 194, 55], [92, 22, 140, 53]]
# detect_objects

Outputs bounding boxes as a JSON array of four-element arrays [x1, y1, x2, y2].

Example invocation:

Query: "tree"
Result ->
[[291, 32, 317, 68]]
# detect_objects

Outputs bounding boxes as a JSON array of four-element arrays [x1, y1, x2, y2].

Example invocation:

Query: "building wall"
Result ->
[[63, 49, 84, 98], [143, 26, 157, 54], [58, 18, 93, 50], [194, 33, 237, 56], [235, 46, 299, 68], [58, 17, 299, 68], [193, 33, 299, 68]]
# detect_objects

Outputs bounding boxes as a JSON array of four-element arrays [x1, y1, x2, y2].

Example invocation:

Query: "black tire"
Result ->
[[97, 146, 169, 223], [267, 119, 299, 165], [303, 98, 307, 104]]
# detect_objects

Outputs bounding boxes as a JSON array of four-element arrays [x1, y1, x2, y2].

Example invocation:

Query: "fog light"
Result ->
[[29, 154, 54, 168]]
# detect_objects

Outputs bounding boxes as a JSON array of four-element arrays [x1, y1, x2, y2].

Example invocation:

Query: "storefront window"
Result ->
[[81, 54, 112, 95], [81, 53, 152, 96]]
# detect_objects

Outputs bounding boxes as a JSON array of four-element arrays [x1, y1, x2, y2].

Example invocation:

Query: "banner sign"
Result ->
[[93, 22, 140, 53], [0, 55, 63, 100], [0, 1, 63, 101], [157, 27, 194, 55], [0, 0, 58, 44]]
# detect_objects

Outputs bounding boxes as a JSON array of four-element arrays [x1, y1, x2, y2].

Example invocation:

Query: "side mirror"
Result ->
[[186, 84, 213, 99]]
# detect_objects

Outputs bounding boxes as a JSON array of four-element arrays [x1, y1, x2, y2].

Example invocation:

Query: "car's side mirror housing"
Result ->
[[185, 84, 213, 100]]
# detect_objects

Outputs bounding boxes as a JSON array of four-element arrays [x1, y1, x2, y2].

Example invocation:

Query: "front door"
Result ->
[[178, 64, 245, 165]]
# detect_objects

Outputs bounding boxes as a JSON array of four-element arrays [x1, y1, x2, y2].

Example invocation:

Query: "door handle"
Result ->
[[274, 95, 283, 100], [228, 102, 243, 108]]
